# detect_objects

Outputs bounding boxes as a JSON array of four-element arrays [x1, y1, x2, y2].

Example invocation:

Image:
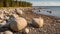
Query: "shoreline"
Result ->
[[32, 7, 60, 19], [0, 7, 60, 34]]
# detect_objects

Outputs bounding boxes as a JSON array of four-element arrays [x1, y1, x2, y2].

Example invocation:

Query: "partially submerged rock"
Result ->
[[10, 14, 27, 32], [32, 17, 44, 28]]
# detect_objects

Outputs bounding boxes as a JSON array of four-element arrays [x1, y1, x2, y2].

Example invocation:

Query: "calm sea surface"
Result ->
[[33, 6, 60, 18]]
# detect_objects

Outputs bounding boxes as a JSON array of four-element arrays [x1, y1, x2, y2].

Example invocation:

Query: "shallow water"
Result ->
[[33, 6, 60, 18]]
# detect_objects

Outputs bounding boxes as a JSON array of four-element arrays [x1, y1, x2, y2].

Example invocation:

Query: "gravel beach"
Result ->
[[0, 7, 60, 34]]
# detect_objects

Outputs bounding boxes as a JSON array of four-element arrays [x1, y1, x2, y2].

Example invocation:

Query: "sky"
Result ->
[[21, 0, 60, 6]]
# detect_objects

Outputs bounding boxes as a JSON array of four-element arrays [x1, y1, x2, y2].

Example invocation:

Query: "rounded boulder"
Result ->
[[32, 17, 44, 28], [10, 16, 27, 32]]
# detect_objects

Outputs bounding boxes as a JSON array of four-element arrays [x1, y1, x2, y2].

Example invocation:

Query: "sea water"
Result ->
[[33, 6, 60, 18]]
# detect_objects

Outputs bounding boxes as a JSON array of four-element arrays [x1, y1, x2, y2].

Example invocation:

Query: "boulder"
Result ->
[[10, 14, 27, 32], [32, 17, 44, 28], [15, 9, 23, 15], [4, 31, 13, 34], [0, 20, 6, 27]]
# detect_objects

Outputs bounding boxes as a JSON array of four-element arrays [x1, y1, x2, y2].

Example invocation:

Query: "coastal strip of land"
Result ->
[[0, 7, 60, 34]]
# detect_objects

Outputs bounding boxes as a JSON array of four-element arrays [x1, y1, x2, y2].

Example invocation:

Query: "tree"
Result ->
[[3, 0, 7, 7], [0, 0, 32, 7], [10, 0, 12, 7], [16, 0, 17, 5]]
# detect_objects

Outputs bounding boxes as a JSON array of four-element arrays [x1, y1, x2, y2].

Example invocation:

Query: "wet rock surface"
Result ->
[[0, 7, 60, 34]]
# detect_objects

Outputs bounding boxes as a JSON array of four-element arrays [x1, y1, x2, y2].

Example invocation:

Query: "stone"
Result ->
[[0, 11, 4, 19], [15, 9, 23, 15], [32, 17, 44, 28], [23, 28, 29, 34], [0, 20, 6, 27], [0, 32, 4, 34], [4, 31, 13, 34], [56, 20, 60, 22], [4, 16, 9, 20], [10, 14, 27, 31]]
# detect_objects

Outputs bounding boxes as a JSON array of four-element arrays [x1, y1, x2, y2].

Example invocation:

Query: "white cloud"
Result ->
[[31, 2, 60, 6]]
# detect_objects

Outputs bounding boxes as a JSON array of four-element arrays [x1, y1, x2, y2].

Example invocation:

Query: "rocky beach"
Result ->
[[0, 7, 60, 34]]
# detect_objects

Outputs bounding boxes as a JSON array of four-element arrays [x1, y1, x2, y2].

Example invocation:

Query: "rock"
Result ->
[[4, 9, 9, 14], [4, 16, 10, 20], [0, 10, 4, 19], [56, 20, 60, 22], [0, 32, 4, 34], [0, 20, 6, 27], [15, 9, 23, 15], [23, 28, 29, 34], [32, 28, 35, 30], [10, 14, 27, 32], [32, 17, 44, 28], [4, 31, 13, 34]]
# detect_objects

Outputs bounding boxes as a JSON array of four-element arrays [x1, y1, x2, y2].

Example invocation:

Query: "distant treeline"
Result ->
[[0, 0, 32, 7]]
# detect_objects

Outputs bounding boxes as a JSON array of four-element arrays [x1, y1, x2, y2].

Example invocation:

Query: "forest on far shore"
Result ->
[[0, 0, 32, 7]]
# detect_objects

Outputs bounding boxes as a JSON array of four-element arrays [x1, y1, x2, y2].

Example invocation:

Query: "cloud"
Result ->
[[31, 2, 60, 6]]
